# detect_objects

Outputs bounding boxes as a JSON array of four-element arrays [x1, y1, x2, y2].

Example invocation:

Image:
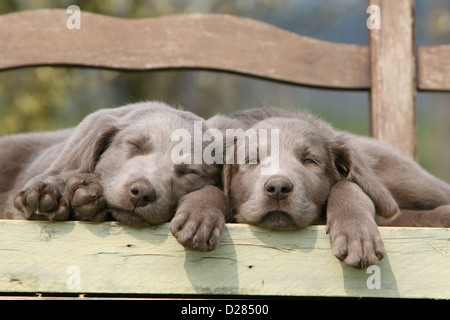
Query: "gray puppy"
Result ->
[[220, 108, 450, 268], [0, 102, 226, 250]]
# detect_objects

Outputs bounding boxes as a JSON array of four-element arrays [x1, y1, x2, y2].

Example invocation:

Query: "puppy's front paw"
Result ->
[[170, 186, 227, 251], [14, 177, 69, 220], [375, 195, 400, 220], [327, 222, 385, 269], [170, 206, 225, 252], [65, 174, 107, 221]]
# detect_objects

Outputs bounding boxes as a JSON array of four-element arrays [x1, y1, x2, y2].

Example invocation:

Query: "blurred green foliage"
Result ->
[[0, 0, 449, 182]]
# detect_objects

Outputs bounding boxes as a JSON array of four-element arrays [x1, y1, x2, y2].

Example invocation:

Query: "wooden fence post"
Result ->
[[368, 0, 417, 160]]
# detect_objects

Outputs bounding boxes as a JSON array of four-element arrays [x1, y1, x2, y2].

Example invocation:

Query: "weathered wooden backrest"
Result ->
[[1, 1, 449, 159]]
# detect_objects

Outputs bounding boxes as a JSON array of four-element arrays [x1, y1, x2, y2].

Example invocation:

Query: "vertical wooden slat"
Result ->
[[368, 0, 417, 160]]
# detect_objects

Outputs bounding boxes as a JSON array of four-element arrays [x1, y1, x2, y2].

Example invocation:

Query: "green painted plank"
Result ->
[[0, 221, 448, 298]]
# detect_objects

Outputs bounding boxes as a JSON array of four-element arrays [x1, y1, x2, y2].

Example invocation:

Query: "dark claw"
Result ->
[[376, 250, 384, 260]]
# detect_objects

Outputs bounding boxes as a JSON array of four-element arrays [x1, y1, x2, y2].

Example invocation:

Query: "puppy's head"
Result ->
[[93, 105, 220, 227], [223, 117, 351, 230]]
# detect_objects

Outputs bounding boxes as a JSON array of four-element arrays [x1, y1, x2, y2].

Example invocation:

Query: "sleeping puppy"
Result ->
[[222, 108, 450, 268], [0, 101, 225, 250]]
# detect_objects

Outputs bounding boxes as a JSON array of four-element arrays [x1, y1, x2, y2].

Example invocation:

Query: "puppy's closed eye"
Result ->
[[127, 138, 152, 156], [174, 164, 200, 176], [302, 157, 318, 165]]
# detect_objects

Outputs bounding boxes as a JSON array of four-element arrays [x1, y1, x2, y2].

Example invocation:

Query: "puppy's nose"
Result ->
[[264, 176, 293, 200], [129, 181, 156, 207]]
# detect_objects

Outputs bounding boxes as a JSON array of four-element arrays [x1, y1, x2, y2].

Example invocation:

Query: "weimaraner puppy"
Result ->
[[0, 101, 226, 251], [219, 108, 450, 268]]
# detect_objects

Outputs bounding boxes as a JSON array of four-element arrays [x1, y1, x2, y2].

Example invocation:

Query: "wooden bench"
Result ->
[[0, 1, 449, 299]]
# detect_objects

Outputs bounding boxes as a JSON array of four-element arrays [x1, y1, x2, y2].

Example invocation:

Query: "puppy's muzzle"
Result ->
[[264, 176, 293, 200], [129, 179, 157, 208]]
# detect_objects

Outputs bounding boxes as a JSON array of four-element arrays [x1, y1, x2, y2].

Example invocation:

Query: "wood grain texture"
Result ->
[[0, 221, 448, 299], [0, 9, 369, 89], [368, 0, 417, 160], [418, 45, 450, 91]]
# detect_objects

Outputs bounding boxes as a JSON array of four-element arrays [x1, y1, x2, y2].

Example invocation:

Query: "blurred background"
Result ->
[[0, 0, 449, 182]]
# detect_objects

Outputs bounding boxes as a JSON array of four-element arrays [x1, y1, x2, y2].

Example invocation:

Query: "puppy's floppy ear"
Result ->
[[207, 114, 247, 222], [221, 133, 241, 222], [52, 114, 120, 173], [67, 123, 119, 172], [329, 137, 399, 219], [222, 163, 234, 199], [328, 139, 353, 179], [221, 163, 237, 222]]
